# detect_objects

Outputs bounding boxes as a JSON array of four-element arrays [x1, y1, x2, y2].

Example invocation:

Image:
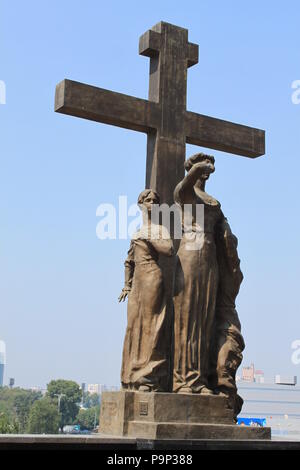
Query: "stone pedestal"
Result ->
[[99, 391, 271, 440]]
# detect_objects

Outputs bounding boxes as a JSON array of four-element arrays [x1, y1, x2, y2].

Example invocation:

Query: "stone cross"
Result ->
[[55, 21, 265, 205]]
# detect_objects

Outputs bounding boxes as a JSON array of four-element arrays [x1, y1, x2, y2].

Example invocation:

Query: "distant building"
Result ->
[[275, 375, 297, 386], [242, 363, 255, 382], [102, 385, 120, 392], [238, 381, 300, 439], [242, 364, 265, 383], [87, 384, 103, 395], [87, 384, 120, 394], [0, 341, 6, 387], [254, 369, 265, 383]]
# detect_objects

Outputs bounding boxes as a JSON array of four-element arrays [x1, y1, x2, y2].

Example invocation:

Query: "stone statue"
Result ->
[[101, 161, 269, 438], [173, 153, 244, 409], [98, 22, 269, 442], [209, 217, 245, 415], [117, 156, 244, 413], [119, 189, 174, 392]]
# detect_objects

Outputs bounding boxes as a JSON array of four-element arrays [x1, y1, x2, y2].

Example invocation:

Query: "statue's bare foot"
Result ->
[[199, 386, 214, 395], [138, 385, 152, 392], [177, 386, 193, 394]]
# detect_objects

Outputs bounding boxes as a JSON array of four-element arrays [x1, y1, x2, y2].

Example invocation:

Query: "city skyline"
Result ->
[[1, 355, 298, 390]]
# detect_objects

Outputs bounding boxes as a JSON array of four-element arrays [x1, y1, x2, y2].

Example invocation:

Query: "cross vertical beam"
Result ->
[[140, 22, 198, 204], [55, 21, 265, 206]]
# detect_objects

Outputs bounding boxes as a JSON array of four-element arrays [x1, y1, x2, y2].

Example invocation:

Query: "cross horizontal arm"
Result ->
[[185, 111, 265, 158], [55, 79, 160, 133]]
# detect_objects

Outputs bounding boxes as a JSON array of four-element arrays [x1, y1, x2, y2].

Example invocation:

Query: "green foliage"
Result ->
[[76, 405, 100, 430], [0, 380, 86, 434], [14, 390, 42, 432], [47, 379, 82, 428], [0, 412, 19, 434], [0, 387, 42, 432], [27, 398, 60, 434], [82, 392, 100, 409]]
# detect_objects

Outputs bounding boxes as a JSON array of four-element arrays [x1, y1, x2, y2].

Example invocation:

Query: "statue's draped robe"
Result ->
[[121, 236, 173, 391], [173, 188, 223, 392], [173, 184, 244, 412], [210, 219, 245, 415]]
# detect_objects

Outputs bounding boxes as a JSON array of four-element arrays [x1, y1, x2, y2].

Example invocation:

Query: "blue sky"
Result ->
[[0, 0, 300, 388]]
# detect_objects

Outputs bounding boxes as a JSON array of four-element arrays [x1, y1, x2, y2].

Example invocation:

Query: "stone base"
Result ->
[[2, 435, 300, 450], [99, 391, 271, 440]]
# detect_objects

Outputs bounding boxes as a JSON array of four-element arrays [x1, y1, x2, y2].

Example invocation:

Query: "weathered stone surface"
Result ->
[[118, 190, 174, 393], [100, 391, 271, 440], [172, 154, 244, 415], [0, 434, 299, 450], [127, 421, 271, 440], [99, 390, 135, 436]]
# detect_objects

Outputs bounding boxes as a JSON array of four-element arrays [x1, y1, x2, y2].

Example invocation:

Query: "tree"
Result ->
[[14, 390, 42, 432], [0, 412, 18, 434], [27, 398, 60, 434], [76, 406, 100, 430], [47, 380, 82, 428], [82, 392, 100, 409], [0, 386, 42, 433]]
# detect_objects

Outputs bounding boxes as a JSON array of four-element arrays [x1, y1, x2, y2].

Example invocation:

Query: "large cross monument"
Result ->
[[54, 22, 269, 441], [55, 21, 265, 205]]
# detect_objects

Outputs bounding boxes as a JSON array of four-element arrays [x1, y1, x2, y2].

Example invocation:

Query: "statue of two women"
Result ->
[[118, 189, 174, 393], [119, 153, 245, 415]]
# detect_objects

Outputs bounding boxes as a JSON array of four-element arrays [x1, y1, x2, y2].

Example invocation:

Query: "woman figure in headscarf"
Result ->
[[173, 153, 244, 404], [119, 189, 174, 392]]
